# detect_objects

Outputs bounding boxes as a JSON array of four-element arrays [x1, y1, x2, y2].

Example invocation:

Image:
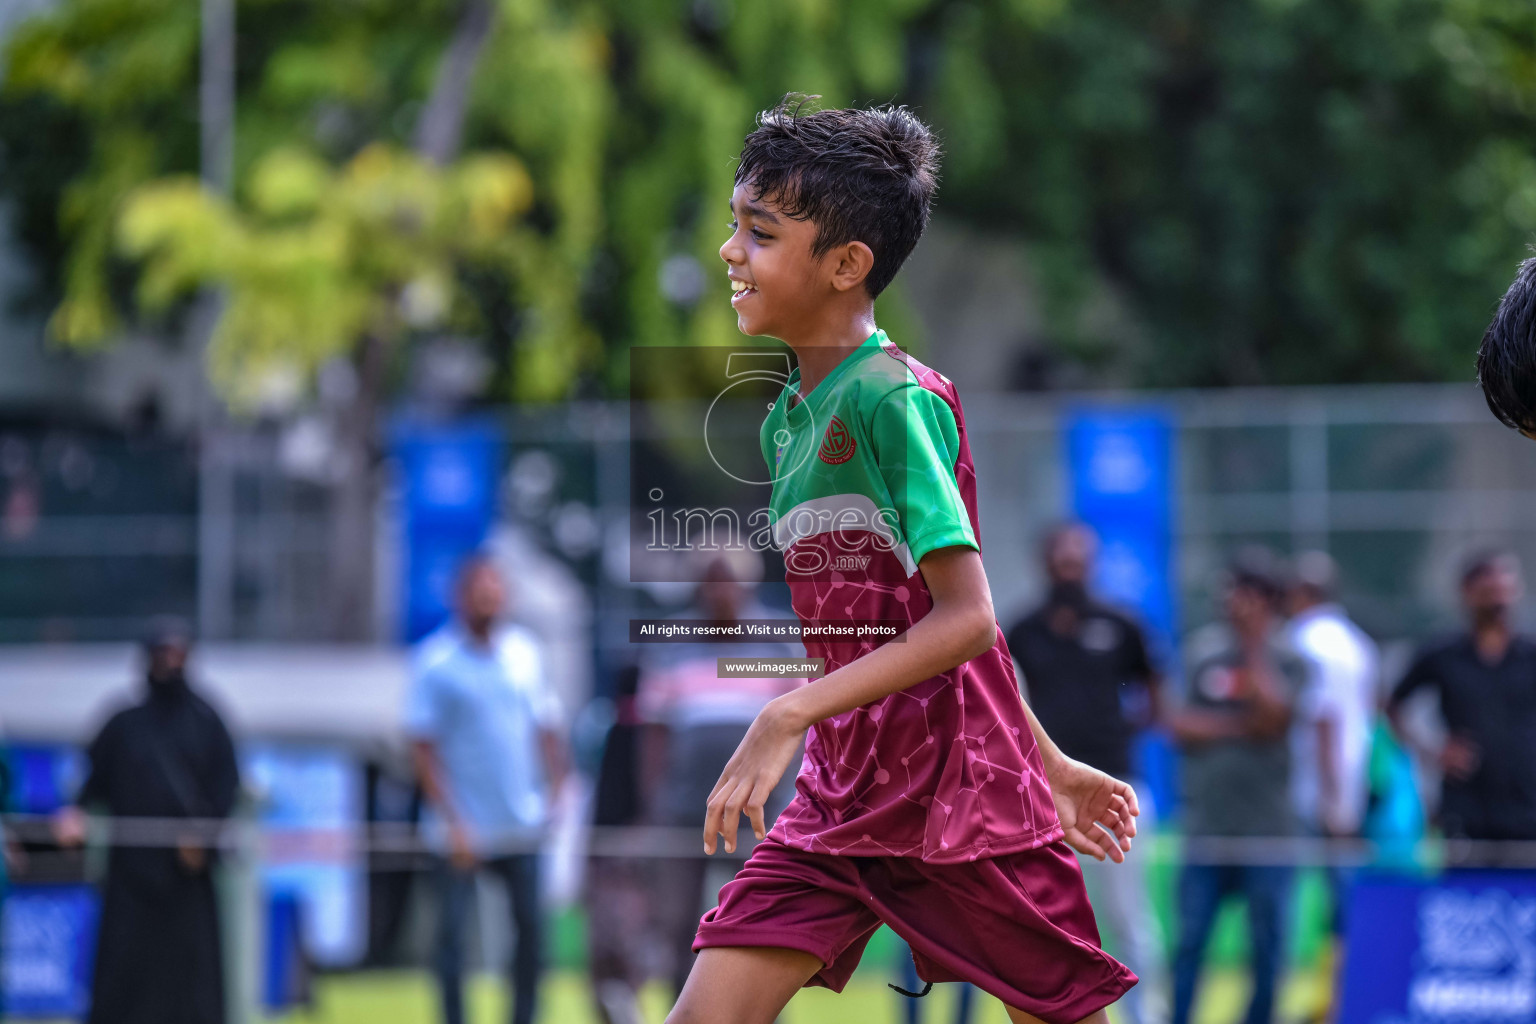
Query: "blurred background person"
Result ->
[[583, 661, 654, 1024], [406, 556, 568, 1024], [1387, 550, 1536, 850], [53, 619, 241, 1024], [635, 549, 804, 1001], [1005, 522, 1166, 1024], [892, 945, 974, 1024], [1167, 549, 1306, 1024], [1284, 550, 1379, 1020]]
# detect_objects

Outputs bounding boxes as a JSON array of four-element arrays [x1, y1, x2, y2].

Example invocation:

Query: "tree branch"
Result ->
[[413, 0, 496, 166]]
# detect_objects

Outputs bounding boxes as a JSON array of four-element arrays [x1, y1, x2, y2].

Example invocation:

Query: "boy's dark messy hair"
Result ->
[[1478, 255, 1536, 436], [735, 95, 940, 298]]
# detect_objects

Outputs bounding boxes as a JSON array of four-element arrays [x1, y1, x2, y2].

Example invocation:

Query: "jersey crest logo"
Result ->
[[818, 416, 856, 464]]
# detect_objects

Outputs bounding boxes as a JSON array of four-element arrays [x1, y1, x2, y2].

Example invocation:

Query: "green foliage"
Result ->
[[5, 0, 1536, 398], [929, 0, 1536, 385], [1, 0, 605, 401], [117, 144, 533, 404], [3, 0, 198, 345], [0, 0, 944, 404]]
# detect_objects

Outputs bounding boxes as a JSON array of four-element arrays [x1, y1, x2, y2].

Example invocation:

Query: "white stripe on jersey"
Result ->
[[770, 492, 918, 576]]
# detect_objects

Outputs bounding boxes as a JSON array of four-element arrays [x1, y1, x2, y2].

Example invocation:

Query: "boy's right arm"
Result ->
[[702, 545, 1137, 860], [405, 668, 475, 867], [701, 544, 998, 855], [1015, 695, 1139, 862]]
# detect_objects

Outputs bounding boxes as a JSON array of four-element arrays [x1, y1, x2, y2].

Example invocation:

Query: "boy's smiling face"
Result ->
[[720, 183, 831, 339]]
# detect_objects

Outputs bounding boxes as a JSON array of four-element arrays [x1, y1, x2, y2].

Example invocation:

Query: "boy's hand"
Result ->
[[1044, 755, 1139, 863], [704, 700, 805, 855]]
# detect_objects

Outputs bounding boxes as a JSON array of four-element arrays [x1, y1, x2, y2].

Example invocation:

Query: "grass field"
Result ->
[[274, 958, 1332, 1024], [271, 855, 1341, 1023]]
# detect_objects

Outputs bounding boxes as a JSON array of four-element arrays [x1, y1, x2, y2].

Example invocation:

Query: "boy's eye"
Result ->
[[727, 220, 738, 231], [751, 228, 770, 241]]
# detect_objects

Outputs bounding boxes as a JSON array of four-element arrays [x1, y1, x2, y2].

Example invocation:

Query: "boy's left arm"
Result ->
[[1015, 689, 1140, 862], [702, 546, 1138, 860]]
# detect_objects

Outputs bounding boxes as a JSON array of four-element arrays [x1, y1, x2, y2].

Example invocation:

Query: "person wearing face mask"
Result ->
[[1388, 550, 1536, 848], [1004, 523, 1167, 1024], [53, 619, 242, 1024]]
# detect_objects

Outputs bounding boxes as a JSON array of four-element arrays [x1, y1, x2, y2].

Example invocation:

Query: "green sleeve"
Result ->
[[869, 384, 978, 566]]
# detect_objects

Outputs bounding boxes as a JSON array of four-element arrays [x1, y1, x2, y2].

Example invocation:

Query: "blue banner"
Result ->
[[245, 743, 365, 972], [393, 419, 502, 642], [7, 745, 85, 816], [1340, 873, 1536, 1023], [1065, 408, 1176, 641], [3, 885, 99, 1019], [1065, 408, 1178, 813]]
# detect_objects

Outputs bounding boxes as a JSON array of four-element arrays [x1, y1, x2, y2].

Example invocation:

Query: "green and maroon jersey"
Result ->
[[760, 330, 1063, 863]]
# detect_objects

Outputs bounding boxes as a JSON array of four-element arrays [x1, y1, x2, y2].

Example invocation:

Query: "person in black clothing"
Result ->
[[1388, 550, 1536, 846], [54, 620, 241, 1024], [1004, 522, 1166, 1024], [1007, 524, 1162, 781]]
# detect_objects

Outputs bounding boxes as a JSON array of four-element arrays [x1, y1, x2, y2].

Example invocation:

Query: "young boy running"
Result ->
[[668, 100, 1141, 1024]]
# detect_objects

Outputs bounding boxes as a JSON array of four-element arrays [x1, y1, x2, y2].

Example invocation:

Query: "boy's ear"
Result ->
[[829, 241, 875, 294]]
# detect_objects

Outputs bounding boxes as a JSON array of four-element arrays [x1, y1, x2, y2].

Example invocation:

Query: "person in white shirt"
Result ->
[[1285, 551, 1379, 1018], [406, 557, 568, 1024], [1286, 552, 1380, 844]]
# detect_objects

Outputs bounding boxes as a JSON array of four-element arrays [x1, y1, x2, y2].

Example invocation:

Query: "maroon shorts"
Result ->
[[693, 838, 1136, 1024]]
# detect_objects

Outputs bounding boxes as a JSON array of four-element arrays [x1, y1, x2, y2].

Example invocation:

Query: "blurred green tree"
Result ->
[[930, 0, 1536, 386], [6, 0, 1536, 634], [0, 0, 611, 636], [0, 0, 935, 635], [9, 0, 1536, 396], [1, 0, 610, 398], [0, 0, 942, 395]]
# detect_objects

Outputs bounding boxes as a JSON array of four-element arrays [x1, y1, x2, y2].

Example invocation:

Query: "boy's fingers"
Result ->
[[1065, 826, 1107, 862], [1090, 821, 1127, 863], [719, 780, 750, 854], [1108, 794, 1135, 837], [746, 778, 774, 840], [1121, 779, 1141, 817], [705, 764, 737, 807], [702, 794, 721, 854], [1099, 812, 1127, 845], [1091, 814, 1132, 853], [703, 779, 740, 854]]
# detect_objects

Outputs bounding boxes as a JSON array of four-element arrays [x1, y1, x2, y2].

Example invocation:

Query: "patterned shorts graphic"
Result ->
[[819, 416, 856, 464]]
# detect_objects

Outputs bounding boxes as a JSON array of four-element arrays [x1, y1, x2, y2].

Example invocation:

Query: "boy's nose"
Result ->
[[720, 235, 743, 265]]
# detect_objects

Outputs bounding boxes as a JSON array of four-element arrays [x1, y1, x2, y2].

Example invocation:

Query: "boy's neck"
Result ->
[[786, 306, 879, 399]]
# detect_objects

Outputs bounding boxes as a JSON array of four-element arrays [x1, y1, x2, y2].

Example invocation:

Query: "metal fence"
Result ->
[[4, 382, 1534, 655]]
